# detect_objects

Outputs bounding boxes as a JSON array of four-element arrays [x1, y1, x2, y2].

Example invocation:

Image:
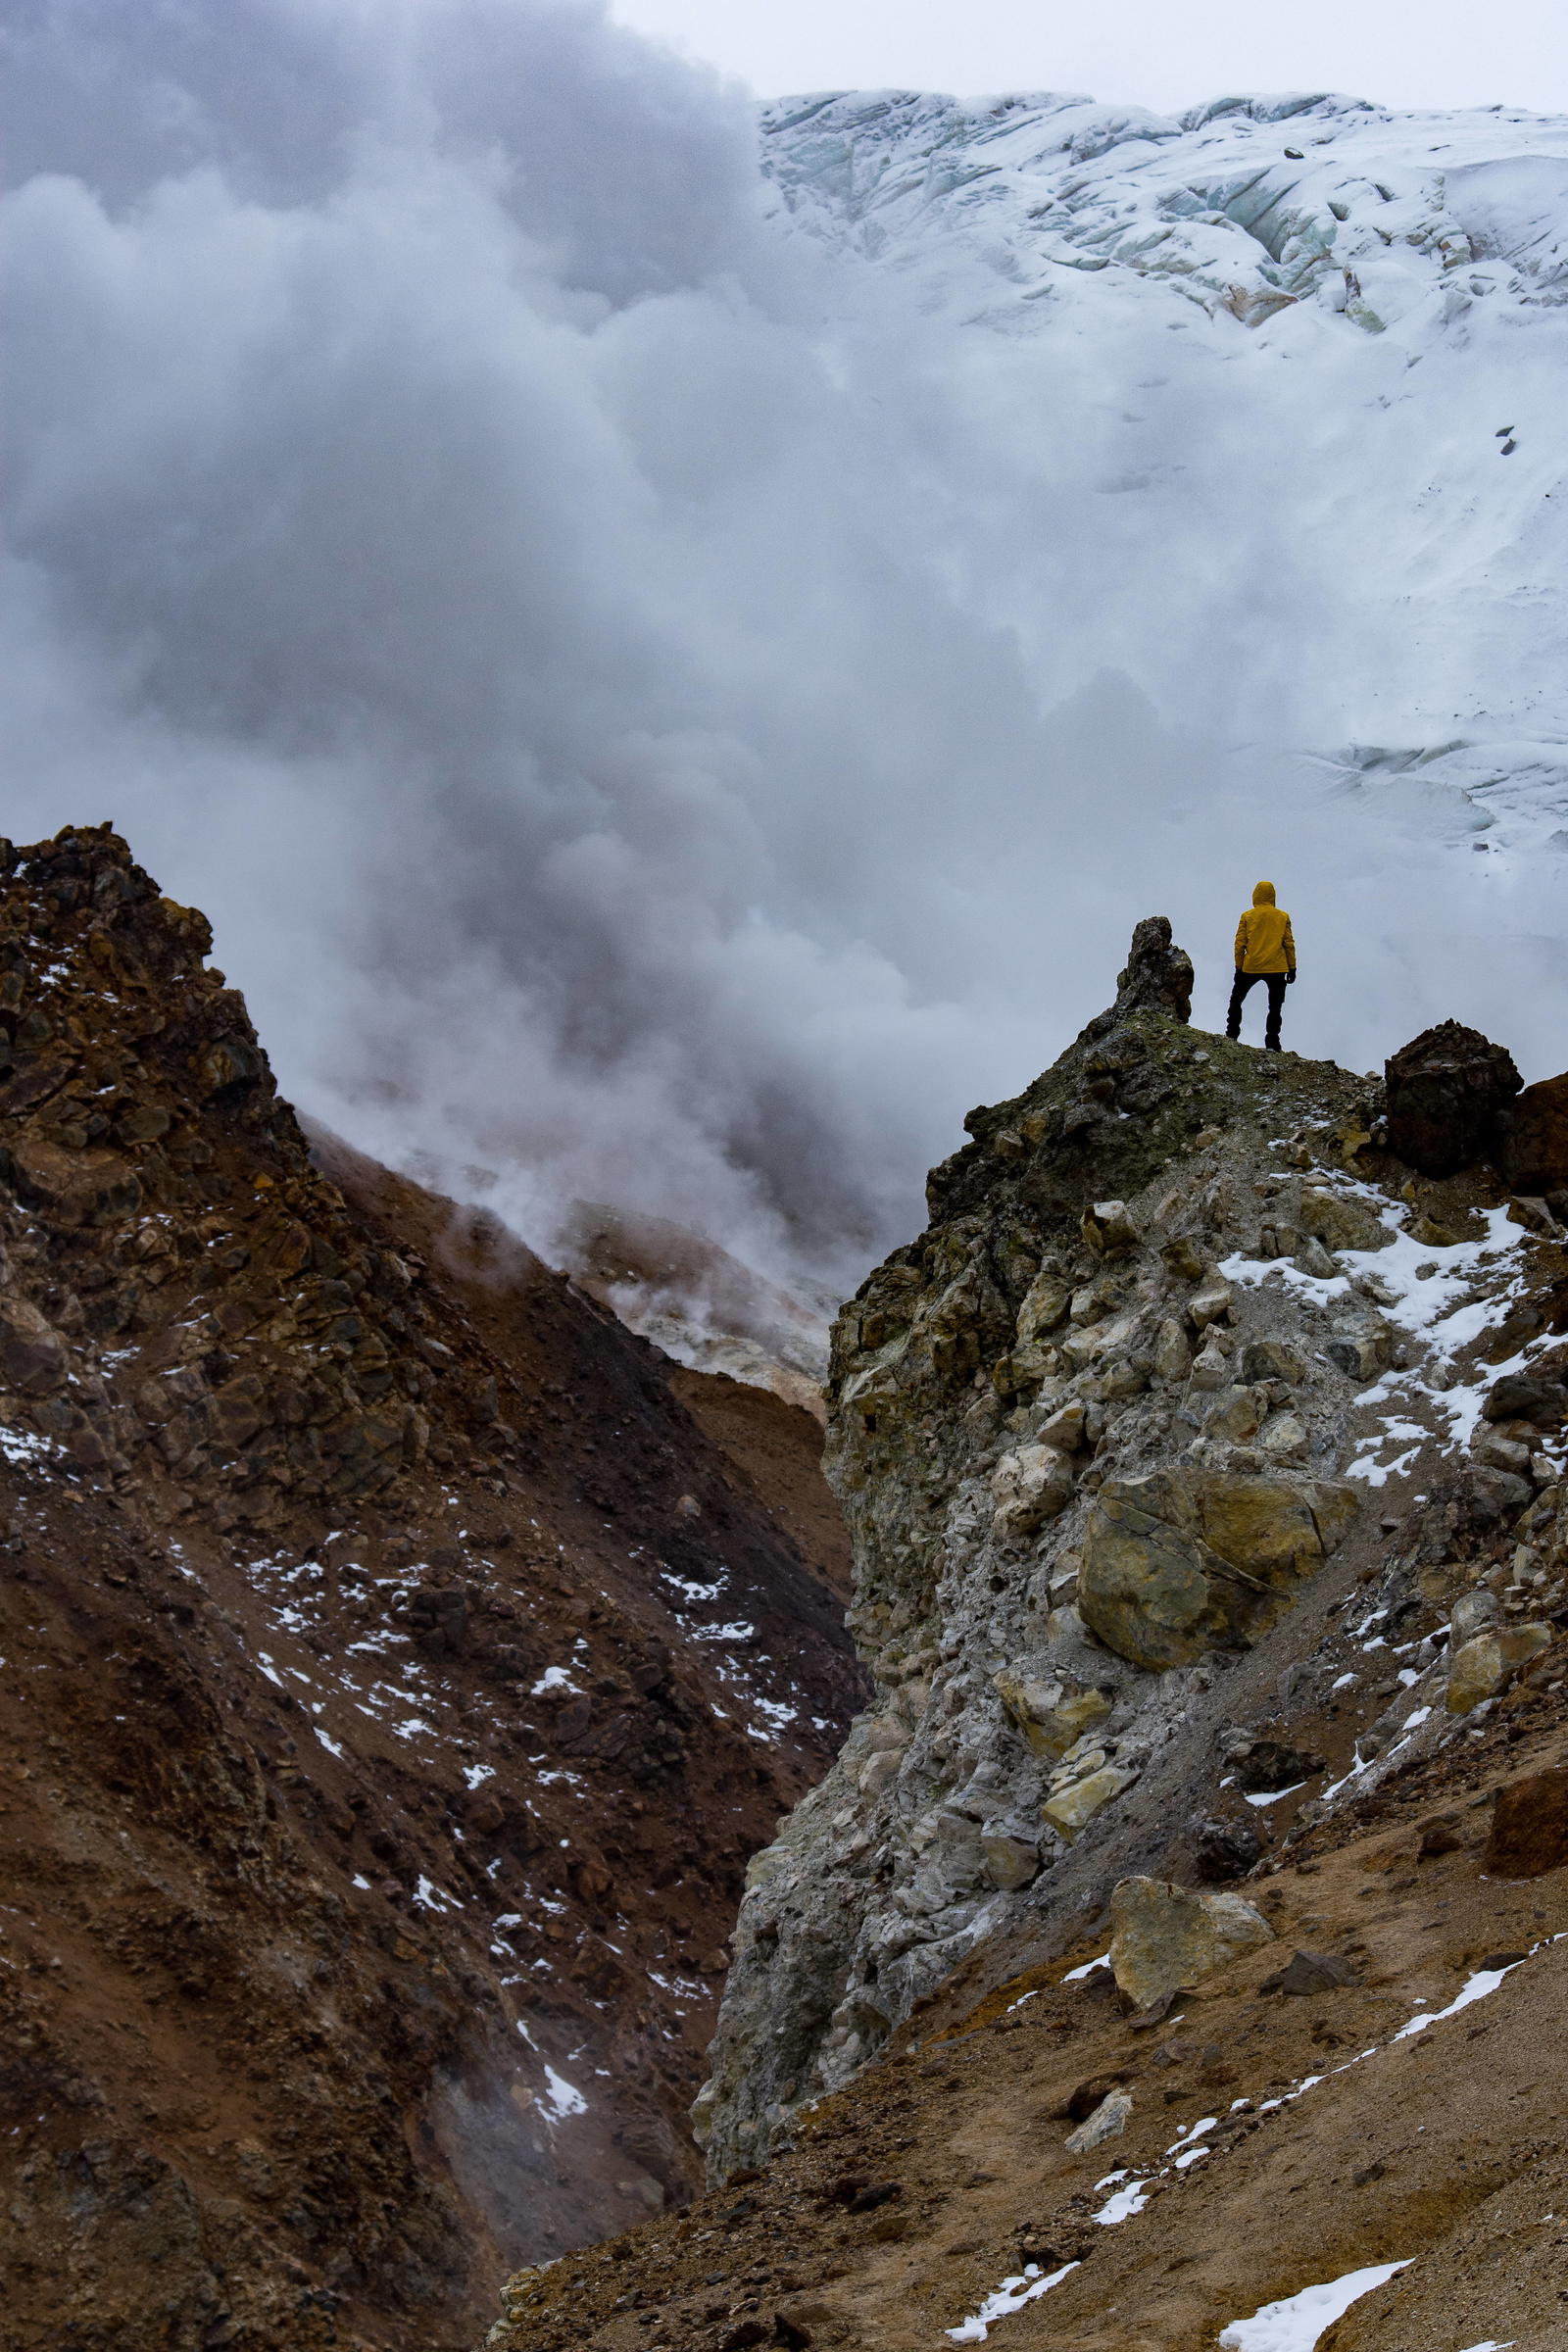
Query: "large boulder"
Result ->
[[1446, 1622, 1551, 1714], [1497, 1071, 1568, 1199], [1111, 916, 1193, 1024], [1107, 1876, 1274, 2011], [1483, 1766, 1568, 1878], [1078, 1468, 1357, 1671], [1384, 1020, 1521, 1177]]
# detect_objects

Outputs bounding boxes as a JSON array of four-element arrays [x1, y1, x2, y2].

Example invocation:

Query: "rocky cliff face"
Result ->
[[694, 926, 1568, 2178], [484, 928, 1568, 2352], [0, 826, 863, 2351]]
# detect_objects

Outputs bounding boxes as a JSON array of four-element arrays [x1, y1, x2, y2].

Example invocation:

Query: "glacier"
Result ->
[[760, 88, 1568, 875]]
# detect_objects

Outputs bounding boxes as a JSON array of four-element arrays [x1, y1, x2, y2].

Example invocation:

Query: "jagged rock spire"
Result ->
[[1113, 915, 1194, 1024]]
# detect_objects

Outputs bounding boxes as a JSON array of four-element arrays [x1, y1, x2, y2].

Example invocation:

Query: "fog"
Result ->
[[4, 0, 1564, 1300]]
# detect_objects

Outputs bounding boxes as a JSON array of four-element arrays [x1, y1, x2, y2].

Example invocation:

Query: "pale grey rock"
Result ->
[[1152, 1316, 1191, 1383], [1189, 1338, 1232, 1392], [693, 983, 1420, 2180], [1082, 1200, 1142, 1257], [1064, 2088, 1132, 2152], [1188, 1274, 1234, 1329]]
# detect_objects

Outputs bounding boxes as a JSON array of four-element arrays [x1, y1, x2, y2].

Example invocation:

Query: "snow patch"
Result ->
[[1217, 2261, 1412, 2350], [944, 2260, 1079, 2342]]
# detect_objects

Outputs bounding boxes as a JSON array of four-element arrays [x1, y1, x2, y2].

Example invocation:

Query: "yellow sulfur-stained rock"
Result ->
[[1108, 1875, 1274, 2010], [994, 1673, 1110, 1758], [1446, 1623, 1552, 1714], [1043, 1763, 1140, 1842]]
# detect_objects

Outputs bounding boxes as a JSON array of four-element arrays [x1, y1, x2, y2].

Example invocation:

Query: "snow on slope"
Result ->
[[760, 89, 1568, 873]]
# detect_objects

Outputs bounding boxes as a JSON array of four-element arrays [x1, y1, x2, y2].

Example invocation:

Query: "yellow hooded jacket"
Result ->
[[1235, 880, 1295, 975]]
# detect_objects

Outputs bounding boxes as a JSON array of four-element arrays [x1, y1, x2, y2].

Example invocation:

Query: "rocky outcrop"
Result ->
[[1497, 1072, 1568, 1200], [694, 925, 1406, 2179], [483, 910, 1568, 2352], [1384, 1019, 1521, 1177]]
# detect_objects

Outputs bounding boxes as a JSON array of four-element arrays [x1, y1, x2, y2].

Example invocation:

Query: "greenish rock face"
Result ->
[[695, 925, 1401, 2184], [1079, 1467, 1359, 1671]]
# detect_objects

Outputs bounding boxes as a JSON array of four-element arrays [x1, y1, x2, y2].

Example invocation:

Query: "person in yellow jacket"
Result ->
[[1226, 880, 1296, 1051]]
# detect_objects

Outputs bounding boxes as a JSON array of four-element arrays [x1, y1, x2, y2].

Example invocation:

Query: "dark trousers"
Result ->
[[1227, 968, 1287, 1048]]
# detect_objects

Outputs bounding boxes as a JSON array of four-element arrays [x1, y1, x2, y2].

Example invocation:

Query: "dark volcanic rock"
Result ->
[[1191, 1816, 1264, 1882], [1483, 1767, 1568, 1879], [1260, 1948, 1360, 1995], [1384, 1019, 1522, 1177], [1497, 1071, 1568, 1198], [1482, 1373, 1568, 1429], [1111, 915, 1194, 1025]]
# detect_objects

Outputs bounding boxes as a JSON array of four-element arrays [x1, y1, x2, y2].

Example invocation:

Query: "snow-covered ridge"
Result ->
[[761, 88, 1568, 334], [760, 89, 1568, 876]]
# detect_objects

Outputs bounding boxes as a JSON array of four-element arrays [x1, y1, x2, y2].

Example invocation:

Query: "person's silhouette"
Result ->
[[1227, 880, 1296, 1052]]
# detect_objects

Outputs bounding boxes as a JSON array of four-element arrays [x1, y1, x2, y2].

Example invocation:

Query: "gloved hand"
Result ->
[[1286, 969, 1297, 985]]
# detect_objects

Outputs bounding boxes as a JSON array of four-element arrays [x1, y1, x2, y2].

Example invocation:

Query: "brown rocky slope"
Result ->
[[487, 926, 1568, 2351], [0, 824, 864, 2351]]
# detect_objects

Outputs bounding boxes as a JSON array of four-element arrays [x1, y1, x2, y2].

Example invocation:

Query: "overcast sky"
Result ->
[[611, 0, 1568, 117]]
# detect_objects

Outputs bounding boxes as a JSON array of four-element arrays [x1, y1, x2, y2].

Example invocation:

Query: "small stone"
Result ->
[[1037, 1397, 1088, 1452], [1107, 1876, 1274, 2011], [1259, 1949, 1359, 1996], [995, 1672, 1111, 1758], [1191, 1817, 1262, 1882], [1042, 1763, 1139, 1842], [1474, 1431, 1532, 1477], [1505, 1195, 1562, 1238], [0, 1298, 67, 1396], [1188, 1275, 1234, 1330], [981, 1833, 1040, 1890], [1259, 1412, 1309, 1464], [1293, 1237, 1339, 1278], [1016, 1270, 1071, 1343], [1224, 1736, 1324, 1793], [1063, 2088, 1132, 2153], [1081, 1200, 1141, 1257], [1298, 1190, 1393, 1253], [1483, 1373, 1568, 1429], [1446, 1623, 1552, 1713], [1061, 2071, 1131, 2121], [1325, 1329, 1393, 1383], [1204, 1385, 1267, 1444], [1152, 1318, 1191, 1383], [1483, 1767, 1568, 1878], [990, 1444, 1074, 1537], [1160, 1235, 1206, 1283], [1189, 1340, 1231, 1393], [1240, 1337, 1309, 1386]]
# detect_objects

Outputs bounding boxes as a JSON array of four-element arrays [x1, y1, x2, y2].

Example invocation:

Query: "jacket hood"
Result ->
[[1252, 879, 1276, 906]]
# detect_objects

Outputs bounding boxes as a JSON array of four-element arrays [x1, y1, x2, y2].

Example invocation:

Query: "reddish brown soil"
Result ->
[[489, 1669, 1568, 2352], [668, 1368, 854, 1604], [0, 825, 863, 2352]]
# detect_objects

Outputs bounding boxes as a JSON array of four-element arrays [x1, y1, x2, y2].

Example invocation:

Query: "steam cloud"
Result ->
[[4, 1, 1564, 1298]]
